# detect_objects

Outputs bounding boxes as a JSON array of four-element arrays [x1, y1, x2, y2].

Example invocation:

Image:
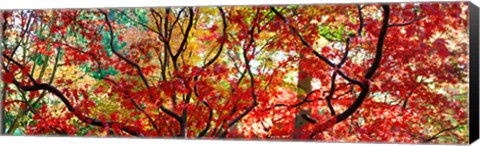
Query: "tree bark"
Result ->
[[293, 54, 312, 139]]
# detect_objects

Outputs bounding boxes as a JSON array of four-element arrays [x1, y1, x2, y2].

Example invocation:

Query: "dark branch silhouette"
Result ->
[[218, 11, 260, 137], [422, 123, 465, 143], [271, 4, 390, 138], [270, 7, 335, 67], [2, 54, 141, 136], [98, 9, 183, 131]]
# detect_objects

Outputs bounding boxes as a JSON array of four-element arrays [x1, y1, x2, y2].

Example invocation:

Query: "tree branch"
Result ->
[[326, 72, 337, 116], [115, 10, 159, 34], [218, 17, 259, 137], [388, 9, 424, 27], [6, 12, 33, 68], [364, 5, 390, 79], [197, 101, 213, 138], [98, 9, 151, 90], [270, 7, 335, 67], [356, 5, 364, 36], [2, 57, 142, 136], [173, 8, 193, 62], [269, 89, 322, 110], [98, 9, 182, 129], [101, 78, 159, 133], [149, 9, 166, 41], [339, 38, 351, 67], [203, 7, 228, 68], [310, 4, 390, 137], [422, 124, 465, 143], [168, 8, 186, 37]]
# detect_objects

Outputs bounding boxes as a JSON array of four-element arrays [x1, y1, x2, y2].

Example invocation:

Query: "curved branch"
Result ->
[[422, 124, 465, 143], [168, 8, 186, 37], [337, 70, 362, 86], [4, 48, 62, 134], [98, 9, 182, 129], [270, 7, 335, 67], [197, 101, 213, 138], [163, 8, 174, 58], [364, 5, 390, 79], [356, 5, 364, 36], [301, 114, 318, 124], [194, 7, 228, 137], [101, 78, 159, 132], [2, 60, 141, 136], [6, 12, 33, 68], [326, 72, 337, 116], [270, 89, 322, 110], [389, 17, 423, 27], [173, 8, 194, 62], [172, 8, 194, 135], [310, 4, 390, 137], [324, 38, 351, 116], [98, 9, 150, 90], [203, 7, 228, 68], [3, 53, 38, 84], [388, 9, 424, 27], [115, 10, 159, 34], [218, 17, 259, 137], [338, 38, 351, 68], [149, 9, 166, 41]]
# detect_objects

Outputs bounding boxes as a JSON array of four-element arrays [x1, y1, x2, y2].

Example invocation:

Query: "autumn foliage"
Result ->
[[0, 2, 470, 144]]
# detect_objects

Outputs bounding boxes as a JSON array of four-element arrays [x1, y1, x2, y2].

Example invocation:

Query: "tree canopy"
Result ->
[[0, 2, 470, 144]]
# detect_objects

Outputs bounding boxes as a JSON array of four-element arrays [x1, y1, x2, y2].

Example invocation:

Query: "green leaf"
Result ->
[[318, 108, 325, 114], [12, 129, 24, 135], [32, 54, 46, 65]]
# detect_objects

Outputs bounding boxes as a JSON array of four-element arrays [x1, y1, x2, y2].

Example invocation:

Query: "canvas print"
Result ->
[[0, 2, 473, 145]]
